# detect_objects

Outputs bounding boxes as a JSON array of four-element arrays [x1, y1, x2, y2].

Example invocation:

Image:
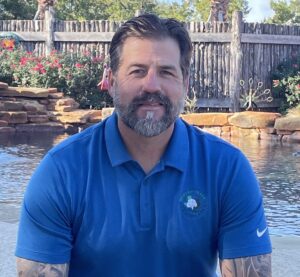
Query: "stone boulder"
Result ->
[[231, 126, 260, 139], [0, 111, 27, 124], [101, 108, 114, 120], [274, 116, 300, 131], [88, 110, 102, 123], [50, 109, 101, 124], [27, 114, 49, 123], [202, 127, 222, 136], [16, 122, 65, 132], [228, 111, 281, 128], [48, 88, 58, 93], [20, 99, 47, 112], [54, 98, 80, 112], [0, 82, 9, 89], [48, 92, 64, 99], [181, 113, 232, 126], [0, 101, 23, 111], [221, 126, 231, 138], [0, 87, 49, 98]]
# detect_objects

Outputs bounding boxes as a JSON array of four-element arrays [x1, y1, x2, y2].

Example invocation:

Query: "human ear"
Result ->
[[183, 77, 189, 96], [108, 69, 115, 98]]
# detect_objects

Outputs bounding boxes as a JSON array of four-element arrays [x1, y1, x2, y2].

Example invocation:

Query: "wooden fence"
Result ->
[[1, 11, 300, 111]]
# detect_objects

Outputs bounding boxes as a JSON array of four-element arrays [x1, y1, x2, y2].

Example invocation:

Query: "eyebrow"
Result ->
[[128, 64, 178, 72], [160, 65, 178, 72]]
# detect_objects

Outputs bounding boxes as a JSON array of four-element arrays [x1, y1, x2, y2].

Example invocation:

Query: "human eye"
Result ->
[[160, 66, 177, 78], [161, 70, 173, 76], [129, 68, 146, 77]]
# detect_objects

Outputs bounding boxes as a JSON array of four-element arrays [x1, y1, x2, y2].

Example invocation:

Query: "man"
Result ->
[[16, 14, 272, 276]]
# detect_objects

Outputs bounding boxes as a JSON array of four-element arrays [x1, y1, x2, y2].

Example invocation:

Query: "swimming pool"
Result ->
[[0, 132, 299, 236]]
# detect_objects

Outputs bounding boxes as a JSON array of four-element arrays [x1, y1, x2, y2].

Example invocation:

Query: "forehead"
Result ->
[[119, 37, 181, 68]]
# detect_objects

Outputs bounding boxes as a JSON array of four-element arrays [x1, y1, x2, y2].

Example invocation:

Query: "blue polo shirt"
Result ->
[[16, 113, 271, 276]]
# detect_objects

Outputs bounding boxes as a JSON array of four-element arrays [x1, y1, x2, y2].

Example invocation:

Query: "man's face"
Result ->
[[109, 37, 188, 137]]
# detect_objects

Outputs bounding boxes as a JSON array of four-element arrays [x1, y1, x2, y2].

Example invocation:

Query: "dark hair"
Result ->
[[109, 13, 192, 80]]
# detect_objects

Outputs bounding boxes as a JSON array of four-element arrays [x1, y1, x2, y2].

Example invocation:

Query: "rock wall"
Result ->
[[0, 82, 299, 142], [181, 112, 300, 142], [0, 82, 101, 134]]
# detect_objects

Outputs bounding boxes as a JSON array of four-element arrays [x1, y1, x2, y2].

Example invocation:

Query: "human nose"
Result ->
[[142, 69, 161, 93]]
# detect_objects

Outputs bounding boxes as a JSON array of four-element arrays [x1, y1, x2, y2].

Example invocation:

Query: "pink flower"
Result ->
[[92, 57, 103, 63], [32, 63, 46, 73], [50, 50, 57, 55], [75, 63, 83, 68], [20, 57, 28, 65]]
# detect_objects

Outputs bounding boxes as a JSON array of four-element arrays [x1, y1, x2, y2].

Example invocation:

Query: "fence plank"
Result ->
[[0, 16, 300, 109], [229, 11, 243, 112], [242, 33, 300, 45]]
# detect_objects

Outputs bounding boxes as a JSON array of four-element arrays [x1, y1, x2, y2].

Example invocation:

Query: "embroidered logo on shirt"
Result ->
[[256, 227, 268, 238], [179, 190, 206, 216]]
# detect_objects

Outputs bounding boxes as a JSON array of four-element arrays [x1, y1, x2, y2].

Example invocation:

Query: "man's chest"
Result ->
[[72, 164, 219, 263]]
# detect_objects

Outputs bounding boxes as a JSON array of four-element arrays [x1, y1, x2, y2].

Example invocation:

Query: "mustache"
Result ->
[[130, 92, 171, 107]]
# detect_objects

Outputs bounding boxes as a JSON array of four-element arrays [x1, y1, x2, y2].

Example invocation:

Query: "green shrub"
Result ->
[[0, 42, 112, 109], [272, 54, 300, 112]]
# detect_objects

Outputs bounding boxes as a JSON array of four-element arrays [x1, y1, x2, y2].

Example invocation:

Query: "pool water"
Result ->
[[0, 132, 299, 236]]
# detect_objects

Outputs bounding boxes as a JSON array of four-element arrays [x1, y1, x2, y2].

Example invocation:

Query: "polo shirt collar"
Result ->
[[105, 113, 132, 166], [105, 113, 189, 171], [162, 118, 189, 172]]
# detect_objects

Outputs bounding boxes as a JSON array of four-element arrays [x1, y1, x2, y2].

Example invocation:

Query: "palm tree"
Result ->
[[208, 0, 230, 22]]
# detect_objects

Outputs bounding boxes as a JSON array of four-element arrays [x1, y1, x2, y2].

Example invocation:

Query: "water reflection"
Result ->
[[0, 132, 299, 235], [0, 132, 68, 214], [228, 138, 300, 236]]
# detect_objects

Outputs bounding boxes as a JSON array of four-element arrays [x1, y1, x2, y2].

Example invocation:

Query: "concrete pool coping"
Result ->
[[1, 221, 299, 276]]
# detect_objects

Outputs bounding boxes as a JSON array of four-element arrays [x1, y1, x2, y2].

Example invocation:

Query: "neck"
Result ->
[[117, 119, 174, 173]]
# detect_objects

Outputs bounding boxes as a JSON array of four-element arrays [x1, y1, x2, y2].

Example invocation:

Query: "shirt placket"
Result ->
[[139, 177, 152, 229]]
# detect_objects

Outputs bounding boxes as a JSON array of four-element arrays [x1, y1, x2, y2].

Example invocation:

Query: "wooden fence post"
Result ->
[[44, 7, 55, 56], [229, 11, 243, 112]]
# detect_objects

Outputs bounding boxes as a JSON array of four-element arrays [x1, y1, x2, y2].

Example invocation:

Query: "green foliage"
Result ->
[[0, 42, 112, 109], [227, 0, 250, 19], [266, 0, 300, 24], [0, 0, 250, 22], [191, 0, 210, 21], [106, 0, 157, 21], [0, 0, 36, 19], [155, 1, 193, 21], [272, 54, 300, 111], [192, 0, 250, 21], [55, 0, 110, 20], [54, 0, 158, 20]]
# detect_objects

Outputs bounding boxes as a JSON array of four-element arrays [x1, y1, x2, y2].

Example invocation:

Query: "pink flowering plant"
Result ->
[[0, 40, 112, 108], [272, 54, 300, 111]]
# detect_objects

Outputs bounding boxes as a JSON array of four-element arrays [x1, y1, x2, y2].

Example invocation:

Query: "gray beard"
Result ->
[[113, 91, 184, 137]]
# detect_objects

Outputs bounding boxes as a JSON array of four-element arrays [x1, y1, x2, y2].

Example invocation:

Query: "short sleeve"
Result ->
[[218, 151, 272, 259], [15, 153, 73, 263]]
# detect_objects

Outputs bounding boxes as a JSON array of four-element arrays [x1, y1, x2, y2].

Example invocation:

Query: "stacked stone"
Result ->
[[1, 80, 299, 141], [181, 111, 300, 142], [0, 82, 102, 133]]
